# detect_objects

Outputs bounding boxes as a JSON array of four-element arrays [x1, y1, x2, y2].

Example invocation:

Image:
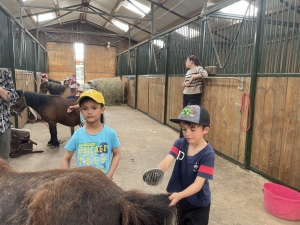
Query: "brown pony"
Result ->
[[40, 81, 75, 135], [11, 90, 80, 147], [0, 158, 177, 225]]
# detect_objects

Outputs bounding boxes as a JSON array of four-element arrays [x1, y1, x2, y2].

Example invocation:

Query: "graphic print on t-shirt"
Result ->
[[77, 142, 109, 173]]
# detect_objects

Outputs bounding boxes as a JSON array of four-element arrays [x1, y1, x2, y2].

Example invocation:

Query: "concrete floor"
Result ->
[[9, 105, 299, 225]]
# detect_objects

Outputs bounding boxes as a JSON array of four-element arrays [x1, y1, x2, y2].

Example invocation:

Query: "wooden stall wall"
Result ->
[[148, 76, 165, 123], [136, 76, 149, 114], [84, 45, 116, 81], [14, 70, 36, 128], [128, 78, 136, 108], [202, 78, 251, 164], [251, 77, 300, 190], [122, 76, 136, 108], [165, 76, 251, 164], [47, 42, 75, 81], [166, 76, 185, 130]]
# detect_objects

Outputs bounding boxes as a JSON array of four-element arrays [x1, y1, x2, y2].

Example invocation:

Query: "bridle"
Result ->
[[10, 91, 27, 117]]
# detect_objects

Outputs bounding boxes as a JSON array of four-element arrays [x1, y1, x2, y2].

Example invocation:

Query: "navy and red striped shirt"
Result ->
[[167, 138, 215, 207]]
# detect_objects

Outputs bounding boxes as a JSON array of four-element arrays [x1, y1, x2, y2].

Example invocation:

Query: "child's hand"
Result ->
[[106, 174, 113, 180], [67, 106, 74, 113], [168, 192, 182, 207]]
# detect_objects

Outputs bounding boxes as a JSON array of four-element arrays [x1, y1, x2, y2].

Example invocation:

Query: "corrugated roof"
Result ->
[[0, 0, 224, 43]]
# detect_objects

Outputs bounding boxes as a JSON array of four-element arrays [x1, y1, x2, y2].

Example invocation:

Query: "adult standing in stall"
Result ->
[[180, 55, 208, 138], [0, 69, 19, 162]]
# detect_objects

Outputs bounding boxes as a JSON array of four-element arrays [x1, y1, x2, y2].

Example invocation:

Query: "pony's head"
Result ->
[[10, 90, 27, 117], [40, 82, 49, 94], [40, 82, 67, 95]]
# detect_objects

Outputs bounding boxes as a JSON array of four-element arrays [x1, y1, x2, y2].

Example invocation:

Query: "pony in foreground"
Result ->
[[11, 90, 81, 147], [0, 159, 176, 225]]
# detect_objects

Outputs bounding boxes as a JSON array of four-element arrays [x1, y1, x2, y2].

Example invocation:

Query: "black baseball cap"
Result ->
[[170, 105, 210, 127]]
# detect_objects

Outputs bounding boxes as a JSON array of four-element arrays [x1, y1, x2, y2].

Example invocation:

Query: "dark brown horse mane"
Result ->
[[40, 82, 67, 95], [48, 78, 61, 84], [23, 91, 51, 109]]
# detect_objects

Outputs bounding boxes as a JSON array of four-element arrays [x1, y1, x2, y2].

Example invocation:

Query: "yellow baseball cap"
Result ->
[[77, 89, 105, 105]]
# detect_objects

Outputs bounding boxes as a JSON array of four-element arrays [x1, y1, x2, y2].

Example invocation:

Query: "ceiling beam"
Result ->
[[22, 4, 151, 21], [16, 5, 82, 19], [146, 0, 188, 20], [89, 5, 151, 35], [128, 0, 168, 36], [42, 28, 129, 37], [39, 8, 81, 27], [16, 0, 36, 25], [103, 0, 123, 29], [52, 0, 62, 25], [79, 0, 90, 23], [88, 5, 114, 26]]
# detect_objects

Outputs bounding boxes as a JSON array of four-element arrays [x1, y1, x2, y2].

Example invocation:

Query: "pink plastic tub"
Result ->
[[264, 182, 300, 221]]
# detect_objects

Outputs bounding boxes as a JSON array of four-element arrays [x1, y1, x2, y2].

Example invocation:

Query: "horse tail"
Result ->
[[119, 190, 177, 225]]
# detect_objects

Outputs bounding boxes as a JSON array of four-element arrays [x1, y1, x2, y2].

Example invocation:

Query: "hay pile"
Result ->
[[92, 77, 123, 106]]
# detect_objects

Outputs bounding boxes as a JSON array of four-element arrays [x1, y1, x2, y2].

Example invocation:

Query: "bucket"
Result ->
[[264, 182, 300, 221]]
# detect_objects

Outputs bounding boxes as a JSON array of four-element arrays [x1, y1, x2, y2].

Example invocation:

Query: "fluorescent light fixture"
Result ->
[[33, 12, 56, 22], [122, 0, 150, 17], [220, 0, 257, 16], [112, 19, 129, 32], [153, 40, 164, 48], [175, 26, 199, 38]]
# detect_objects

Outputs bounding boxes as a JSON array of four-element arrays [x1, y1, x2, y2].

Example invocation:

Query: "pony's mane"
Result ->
[[44, 82, 67, 95], [24, 91, 51, 108], [48, 78, 61, 84]]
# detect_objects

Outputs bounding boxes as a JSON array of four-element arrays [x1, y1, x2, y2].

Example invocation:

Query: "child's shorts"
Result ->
[[176, 198, 211, 225]]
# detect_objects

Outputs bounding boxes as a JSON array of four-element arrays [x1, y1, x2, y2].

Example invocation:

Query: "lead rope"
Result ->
[[240, 93, 251, 132]]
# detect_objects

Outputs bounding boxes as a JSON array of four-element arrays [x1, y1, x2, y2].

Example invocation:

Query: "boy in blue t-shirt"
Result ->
[[157, 105, 215, 225], [62, 90, 121, 179]]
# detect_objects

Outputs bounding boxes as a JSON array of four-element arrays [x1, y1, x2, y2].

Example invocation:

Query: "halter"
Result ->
[[10, 91, 27, 117]]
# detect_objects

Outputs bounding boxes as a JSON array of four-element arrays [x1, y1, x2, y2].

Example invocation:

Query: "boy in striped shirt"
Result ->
[[157, 105, 215, 225]]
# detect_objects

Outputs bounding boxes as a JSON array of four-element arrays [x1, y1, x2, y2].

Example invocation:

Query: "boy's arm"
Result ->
[[169, 177, 206, 206], [61, 151, 74, 169], [106, 146, 121, 179], [157, 154, 175, 172]]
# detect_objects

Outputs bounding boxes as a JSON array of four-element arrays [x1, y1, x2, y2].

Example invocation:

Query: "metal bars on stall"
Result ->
[[258, 0, 300, 74]]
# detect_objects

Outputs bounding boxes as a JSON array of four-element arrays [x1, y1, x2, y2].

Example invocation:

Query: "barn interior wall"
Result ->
[[117, 0, 300, 191], [0, 4, 47, 128]]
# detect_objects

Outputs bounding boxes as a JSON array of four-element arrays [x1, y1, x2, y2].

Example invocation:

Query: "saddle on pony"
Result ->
[[10, 128, 43, 158]]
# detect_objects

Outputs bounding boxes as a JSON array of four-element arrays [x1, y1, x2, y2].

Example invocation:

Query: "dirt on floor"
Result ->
[[9, 105, 299, 225]]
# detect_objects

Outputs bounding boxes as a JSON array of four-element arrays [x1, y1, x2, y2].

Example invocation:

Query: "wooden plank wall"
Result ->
[[136, 76, 149, 114], [251, 77, 300, 190], [128, 79, 136, 108], [202, 78, 251, 164], [165, 76, 251, 164], [47, 42, 75, 81], [14, 70, 36, 128], [85, 45, 116, 81], [148, 76, 165, 123], [121, 76, 136, 108], [166, 76, 185, 130]]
